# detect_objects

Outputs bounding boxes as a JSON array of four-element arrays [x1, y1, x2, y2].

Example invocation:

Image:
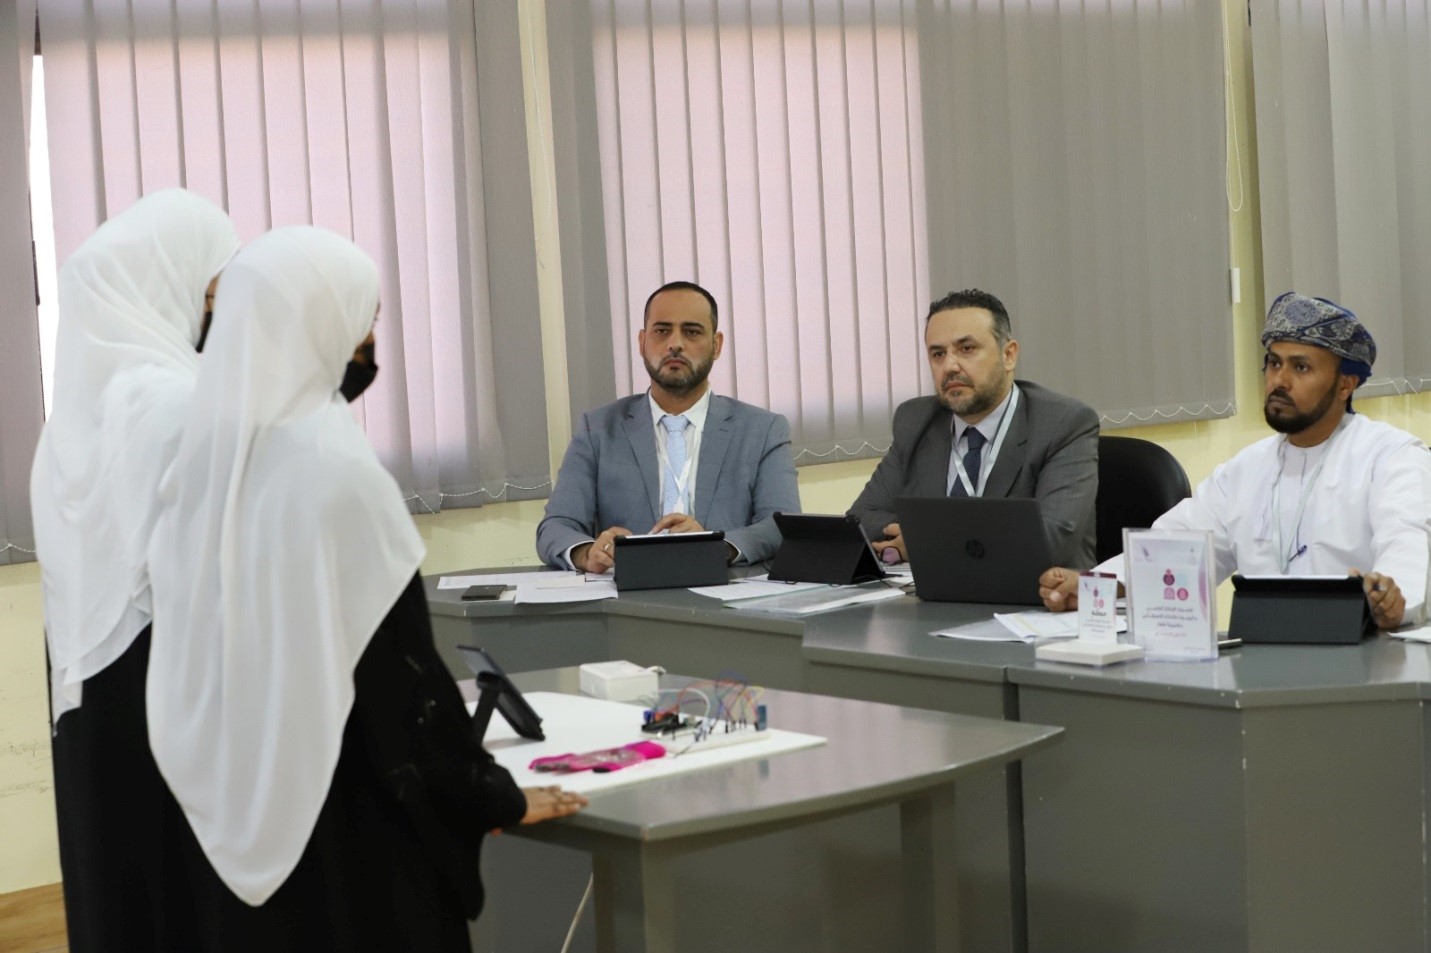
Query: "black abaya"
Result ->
[[52, 573, 525, 952]]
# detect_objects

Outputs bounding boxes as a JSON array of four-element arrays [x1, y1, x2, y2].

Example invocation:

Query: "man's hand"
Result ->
[[571, 526, 632, 574], [1039, 567, 1081, 612], [871, 522, 907, 563], [1351, 568, 1406, 629], [517, 786, 588, 825], [649, 512, 706, 535]]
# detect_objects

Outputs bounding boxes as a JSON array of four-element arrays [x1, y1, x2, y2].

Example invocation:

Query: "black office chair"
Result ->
[[1095, 435, 1192, 564]]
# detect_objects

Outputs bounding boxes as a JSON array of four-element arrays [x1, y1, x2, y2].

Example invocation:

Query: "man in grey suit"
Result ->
[[537, 281, 801, 572], [849, 288, 1099, 568]]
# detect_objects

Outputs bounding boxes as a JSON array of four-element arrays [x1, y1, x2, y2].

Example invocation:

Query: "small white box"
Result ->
[[1036, 641, 1145, 667], [579, 660, 659, 702]]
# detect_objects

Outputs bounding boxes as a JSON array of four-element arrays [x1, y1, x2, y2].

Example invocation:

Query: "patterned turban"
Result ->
[[1261, 292, 1375, 383]]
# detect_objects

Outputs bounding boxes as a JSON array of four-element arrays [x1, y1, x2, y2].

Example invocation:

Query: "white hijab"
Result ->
[[146, 226, 425, 906], [31, 189, 240, 722]]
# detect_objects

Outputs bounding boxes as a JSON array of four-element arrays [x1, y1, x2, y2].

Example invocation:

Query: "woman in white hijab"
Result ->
[[31, 188, 240, 950], [147, 225, 584, 949]]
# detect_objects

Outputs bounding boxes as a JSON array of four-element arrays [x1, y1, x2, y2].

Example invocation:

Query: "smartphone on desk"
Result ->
[[461, 584, 509, 601]]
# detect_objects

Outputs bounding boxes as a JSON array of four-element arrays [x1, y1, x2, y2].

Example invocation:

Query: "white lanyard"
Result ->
[[951, 385, 1020, 498], [1271, 422, 1346, 573], [656, 419, 696, 512]]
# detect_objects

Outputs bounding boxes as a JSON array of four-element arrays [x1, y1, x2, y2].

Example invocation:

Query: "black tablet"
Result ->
[[612, 530, 728, 590], [768, 513, 886, 585], [1228, 574, 1372, 644], [456, 645, 546, 741]]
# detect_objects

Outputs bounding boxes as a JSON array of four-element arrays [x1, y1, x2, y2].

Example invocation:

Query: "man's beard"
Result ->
[[1264, 380, 1338, 434], [939, 369, 1008, 418], [646, 351, 714, 395]]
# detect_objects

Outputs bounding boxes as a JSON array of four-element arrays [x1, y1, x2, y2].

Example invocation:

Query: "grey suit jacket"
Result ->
[[537, 394, 802, 568], [848, 380, 1099, 568]]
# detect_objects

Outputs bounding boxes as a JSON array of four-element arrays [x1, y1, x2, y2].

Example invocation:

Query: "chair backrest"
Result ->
[[1095, 435, 1192, 564]]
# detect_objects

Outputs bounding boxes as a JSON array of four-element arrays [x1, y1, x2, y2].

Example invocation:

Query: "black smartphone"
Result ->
[[461, 584, 508, 601]]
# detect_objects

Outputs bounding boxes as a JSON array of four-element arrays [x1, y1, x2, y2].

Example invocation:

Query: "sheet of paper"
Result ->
[[1390, 622, 1431, 643], [932, 619, 1036, 642], [511, 580, 619, 604], [995, 611, 1095, 641], [474, 692, 826, 795], [688, 580, 828, 601], [933, 611, 1127, 643], [438, 571, 579, 590], [730, 585, 905, 616]]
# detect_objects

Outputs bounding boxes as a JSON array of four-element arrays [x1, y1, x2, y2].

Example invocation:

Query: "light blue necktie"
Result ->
[[950, 427, 987, 498], [660, 414, 689, 513]]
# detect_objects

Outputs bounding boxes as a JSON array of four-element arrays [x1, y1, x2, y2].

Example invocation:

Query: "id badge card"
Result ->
[[1077, 572, 1120, 644]]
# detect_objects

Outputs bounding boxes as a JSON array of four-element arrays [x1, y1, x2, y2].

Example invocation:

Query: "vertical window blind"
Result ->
[[0, 0, 42, 565], [553, 0, 1233, 461], [37, 0, 551, 511], [1252, 0, 1431, 396]]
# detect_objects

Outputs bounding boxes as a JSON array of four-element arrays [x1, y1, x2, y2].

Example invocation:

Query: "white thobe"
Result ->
[[1096, 414, 1431, 623]]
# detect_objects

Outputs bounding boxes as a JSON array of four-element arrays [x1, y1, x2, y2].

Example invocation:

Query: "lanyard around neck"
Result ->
[[656, 417, 696, 512], [1271, 420, 1348, 573], [951, 385, 1020, 498]]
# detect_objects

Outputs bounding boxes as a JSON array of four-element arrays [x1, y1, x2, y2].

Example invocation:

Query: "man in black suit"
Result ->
[[849, 288, 1099, 568]]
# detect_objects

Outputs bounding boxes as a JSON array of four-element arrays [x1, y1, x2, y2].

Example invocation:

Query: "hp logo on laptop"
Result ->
[[965, 539, 986, 560]]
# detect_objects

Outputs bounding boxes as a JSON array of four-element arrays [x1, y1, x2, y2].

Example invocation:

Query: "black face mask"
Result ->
[[340, 342, 378, 402]]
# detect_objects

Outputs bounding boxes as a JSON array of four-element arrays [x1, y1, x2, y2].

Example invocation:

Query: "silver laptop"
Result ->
[[894, 497, 1052, 605]]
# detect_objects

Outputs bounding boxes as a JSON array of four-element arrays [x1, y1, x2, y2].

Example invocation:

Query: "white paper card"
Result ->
[[1123, 529, 1218, 661], [1077, 573, 1120, 644]]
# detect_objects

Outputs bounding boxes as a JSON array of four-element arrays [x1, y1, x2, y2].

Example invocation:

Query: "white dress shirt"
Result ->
[[947, 385, 1018, 496], [562, 388, 715, 569], [1096, 413, 1431, 623], [649, 387, 712, 514]]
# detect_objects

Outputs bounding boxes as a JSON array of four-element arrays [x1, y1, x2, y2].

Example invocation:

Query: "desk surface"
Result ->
[[498, 668, 1061, 843], [430, 566, 1431, 707]]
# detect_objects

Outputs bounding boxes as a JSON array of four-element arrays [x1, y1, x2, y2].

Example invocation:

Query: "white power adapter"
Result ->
[[578, 660, 659, 702]]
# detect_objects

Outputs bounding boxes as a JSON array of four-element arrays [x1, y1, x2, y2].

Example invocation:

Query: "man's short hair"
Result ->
[[927, 289, 1012, 346], [643, 281, 719, 333]]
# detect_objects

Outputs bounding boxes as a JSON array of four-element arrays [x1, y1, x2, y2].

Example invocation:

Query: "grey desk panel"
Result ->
[[430, 571, 1036, 952], [1018, 688, 1250, 953], [598, 588, 810, 689], [507, 669, 1059, 842], [801, 597, 1032, 685], [1009, 637, 1431, 708], [1018, 673, 1431, 952], [796, 604, 1036, 953], [1240, 700, 1424, 953], [486, 669, 1060, 953], [424, 568, 614, 678]]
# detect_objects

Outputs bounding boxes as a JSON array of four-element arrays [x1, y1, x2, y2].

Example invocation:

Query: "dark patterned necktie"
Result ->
[[950, 428, 987, 498]]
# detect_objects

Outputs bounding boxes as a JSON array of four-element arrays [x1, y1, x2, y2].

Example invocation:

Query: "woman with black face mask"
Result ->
[[146, 226, 585, 950], [32, 189, 239, 952]]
